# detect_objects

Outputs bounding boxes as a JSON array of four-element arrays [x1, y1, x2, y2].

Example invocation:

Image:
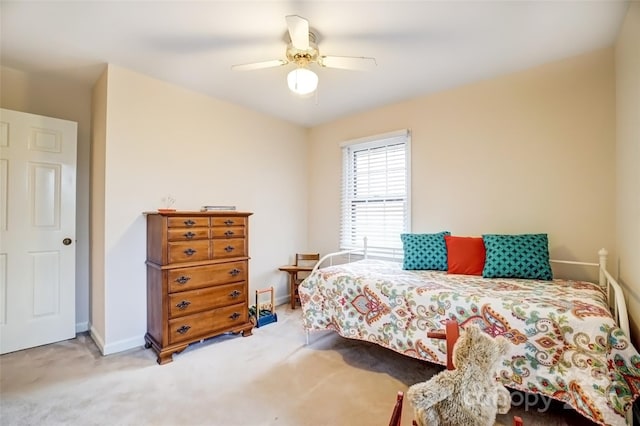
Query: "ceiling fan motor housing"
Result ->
[[286, 32, 319, 67]]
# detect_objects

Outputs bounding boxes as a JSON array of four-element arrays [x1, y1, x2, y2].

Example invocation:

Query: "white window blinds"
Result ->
[[340, 130, 410, 258]]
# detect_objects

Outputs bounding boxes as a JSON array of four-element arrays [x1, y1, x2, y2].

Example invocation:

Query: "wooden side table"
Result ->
[[278, 265, 314, 309]]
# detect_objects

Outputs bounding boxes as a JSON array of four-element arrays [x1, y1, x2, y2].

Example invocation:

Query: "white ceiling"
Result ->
[[0, 1, 629, 127]]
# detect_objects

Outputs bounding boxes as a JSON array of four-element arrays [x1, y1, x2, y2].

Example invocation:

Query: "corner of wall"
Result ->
[[614, 1, 640, 346], [89, 323, 106, 355]]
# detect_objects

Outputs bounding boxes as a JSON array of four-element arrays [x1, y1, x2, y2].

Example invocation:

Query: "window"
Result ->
[[340, 129, 410, 258]]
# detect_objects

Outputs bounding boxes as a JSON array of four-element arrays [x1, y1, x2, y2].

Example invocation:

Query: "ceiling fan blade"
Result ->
[[285, 15, 309, 50], [319, 55, 378, 71], [231, 59, 288, 71]]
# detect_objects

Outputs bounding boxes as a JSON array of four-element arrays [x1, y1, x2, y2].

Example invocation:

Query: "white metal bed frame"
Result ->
[[310, 238, 630, 340]]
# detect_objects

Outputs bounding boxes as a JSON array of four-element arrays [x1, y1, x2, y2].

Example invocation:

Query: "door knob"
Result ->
[[63, 238, 72, 246]]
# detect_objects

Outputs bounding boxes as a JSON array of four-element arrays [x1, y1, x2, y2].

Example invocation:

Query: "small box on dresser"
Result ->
[[144, 211, 253, 364]]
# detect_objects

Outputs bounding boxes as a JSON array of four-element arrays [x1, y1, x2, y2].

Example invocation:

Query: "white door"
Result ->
[[0, 108, 77, 354]]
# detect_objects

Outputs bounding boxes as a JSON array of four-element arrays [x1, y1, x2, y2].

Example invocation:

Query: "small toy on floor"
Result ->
[[249, 287, 278, 328], [407, 323, 511, 426]]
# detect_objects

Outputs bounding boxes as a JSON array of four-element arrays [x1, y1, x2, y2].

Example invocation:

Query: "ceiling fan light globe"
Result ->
[[287, 68, 318, 95]]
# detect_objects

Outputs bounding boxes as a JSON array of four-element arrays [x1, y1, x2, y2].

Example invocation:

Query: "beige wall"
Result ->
[[2, 34, 631, 354], [92, 65, 308, 353], [0, 66, 93, 333], [615, 2, 640, 347], [308, 48, 616, 282]]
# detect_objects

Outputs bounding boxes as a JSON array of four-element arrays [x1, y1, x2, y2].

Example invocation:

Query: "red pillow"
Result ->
[[444, 235, 486, 275]]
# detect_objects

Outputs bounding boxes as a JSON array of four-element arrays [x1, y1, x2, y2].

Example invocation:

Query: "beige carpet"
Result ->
[[0, 307, 594, 426]]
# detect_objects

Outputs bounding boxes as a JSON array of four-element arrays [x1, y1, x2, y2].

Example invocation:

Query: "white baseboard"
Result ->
[[86, 298, 293, 357], [76, 321, 89, 333], [275, 295, 290, 307], [101, 335, 145, 355], [88, 324, 145, 355]]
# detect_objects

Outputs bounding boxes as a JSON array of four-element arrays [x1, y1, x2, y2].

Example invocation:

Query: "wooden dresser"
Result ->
[[144, 211, 253, 364]]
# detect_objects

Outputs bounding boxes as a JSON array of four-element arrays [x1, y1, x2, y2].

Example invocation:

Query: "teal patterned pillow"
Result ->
[[482, 234, 553, 280], [401, 232, 451, 270]]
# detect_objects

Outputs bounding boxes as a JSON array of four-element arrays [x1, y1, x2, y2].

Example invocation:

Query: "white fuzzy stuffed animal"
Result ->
[[407, 324, 511, 426]]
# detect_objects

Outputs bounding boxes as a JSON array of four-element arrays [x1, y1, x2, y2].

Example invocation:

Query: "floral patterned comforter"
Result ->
[[299, 259, 640, 426]]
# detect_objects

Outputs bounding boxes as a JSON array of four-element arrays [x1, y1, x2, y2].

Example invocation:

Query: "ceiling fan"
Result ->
[[231, 15, 377, 96]]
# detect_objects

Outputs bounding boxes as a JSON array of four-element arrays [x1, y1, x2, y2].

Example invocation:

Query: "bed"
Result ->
[[298, 237, 640, 426]]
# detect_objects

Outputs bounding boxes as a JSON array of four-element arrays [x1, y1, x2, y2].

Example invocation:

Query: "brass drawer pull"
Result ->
[[176, 325, 191, 334], [224, 245, 235, 252], [229, 312, 241, 320], [176, 276, 191, 284], [224, 219, 234, 225], [224, 230, 234, 237], [176, 300, 191, 310], [184, 248, 196, 256], [184, 219, 196, 227], [229, 268, 241, 276], [229, 290, 241, 298], [183, 231, 196, 240]]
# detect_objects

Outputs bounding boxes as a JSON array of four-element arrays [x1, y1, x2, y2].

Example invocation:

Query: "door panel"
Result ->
[[32, 251, 60, 316], [30, 162, 61, 227], [0, 108, 77, 354]]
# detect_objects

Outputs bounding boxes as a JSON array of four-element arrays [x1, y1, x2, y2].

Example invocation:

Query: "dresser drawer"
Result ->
[[168, 282, 246, 318], [168, 303, 248, 344], [168, 217, 209, 228], [211, 217, 246, 227], [168, 240, 210, 263], [212, 238, 246, 258], [210, 226, 245, 239], [167, 261, 247, 293], [167, 227, 209, 242]]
